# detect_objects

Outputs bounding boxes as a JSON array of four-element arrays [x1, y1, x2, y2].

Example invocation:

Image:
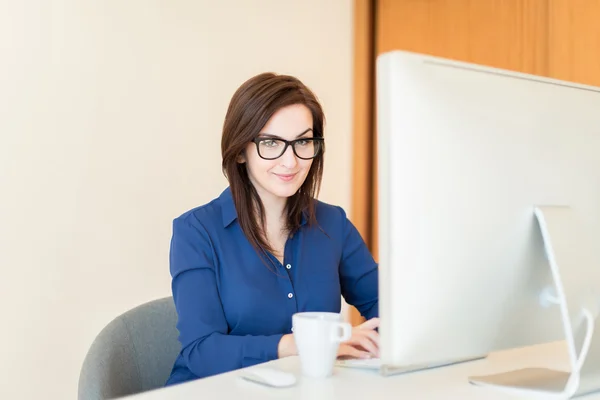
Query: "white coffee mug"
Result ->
[[292, 312, 352, 378]]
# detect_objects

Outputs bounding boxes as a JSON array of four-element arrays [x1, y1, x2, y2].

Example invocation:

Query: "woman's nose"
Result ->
[[280, 144, 298, 168]]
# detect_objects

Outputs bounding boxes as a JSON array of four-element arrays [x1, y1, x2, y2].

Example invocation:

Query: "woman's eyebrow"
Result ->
[[258, 128, 313, 139], [295, 128, 313, 138]]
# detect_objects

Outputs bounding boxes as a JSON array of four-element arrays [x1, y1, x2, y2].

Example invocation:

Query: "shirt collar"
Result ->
[[220, 187, 237, 228], [220, 186, 309, 228]]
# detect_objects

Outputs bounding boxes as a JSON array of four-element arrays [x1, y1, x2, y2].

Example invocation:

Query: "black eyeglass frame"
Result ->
[[251, 137, 325, 160]]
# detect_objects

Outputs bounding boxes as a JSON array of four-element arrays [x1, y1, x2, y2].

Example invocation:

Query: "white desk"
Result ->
[[125, 341, 600, 399]]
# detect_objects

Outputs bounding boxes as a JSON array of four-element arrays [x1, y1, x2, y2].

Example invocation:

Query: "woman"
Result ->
[[165, 72, 379, 386]]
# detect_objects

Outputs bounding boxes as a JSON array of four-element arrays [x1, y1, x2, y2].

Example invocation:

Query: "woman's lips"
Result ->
[[274, 173, 297, 182]]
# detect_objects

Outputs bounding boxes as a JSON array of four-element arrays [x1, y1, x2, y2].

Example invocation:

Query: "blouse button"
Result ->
[[286, 264, 292, 270], [287, 293, 293, 299]]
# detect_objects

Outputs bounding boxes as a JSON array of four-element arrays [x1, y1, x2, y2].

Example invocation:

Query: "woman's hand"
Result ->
[[277, 334, 297, 358], [278, 317, 380, 360], [337, 317, 380, 359]]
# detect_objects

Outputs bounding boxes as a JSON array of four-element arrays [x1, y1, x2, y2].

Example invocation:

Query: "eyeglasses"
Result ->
[[252, 137, 324, 160]]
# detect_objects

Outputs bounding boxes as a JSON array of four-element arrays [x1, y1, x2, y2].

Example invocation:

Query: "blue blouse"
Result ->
[[165, 187, 379, 386]]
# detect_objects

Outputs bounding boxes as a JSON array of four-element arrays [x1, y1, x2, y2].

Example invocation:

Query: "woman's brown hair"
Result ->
[[221, 72, 325, 262]]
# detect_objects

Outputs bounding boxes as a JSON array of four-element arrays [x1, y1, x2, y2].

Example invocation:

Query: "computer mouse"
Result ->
[[240, 367, 297, 388]]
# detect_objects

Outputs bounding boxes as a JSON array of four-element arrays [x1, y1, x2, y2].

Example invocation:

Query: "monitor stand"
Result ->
[[468, 206, 600, 399]]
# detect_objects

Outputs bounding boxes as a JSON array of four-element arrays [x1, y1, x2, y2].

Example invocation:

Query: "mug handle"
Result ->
[[330, 322, 352, 343]]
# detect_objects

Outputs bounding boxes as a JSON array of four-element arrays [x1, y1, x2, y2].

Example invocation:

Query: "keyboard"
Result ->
[[335, 358, 382, 370], [335, 354, 487, 374]]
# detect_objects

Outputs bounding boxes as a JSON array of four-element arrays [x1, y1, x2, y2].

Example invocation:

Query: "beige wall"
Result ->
[[0, 1, 353, 398]]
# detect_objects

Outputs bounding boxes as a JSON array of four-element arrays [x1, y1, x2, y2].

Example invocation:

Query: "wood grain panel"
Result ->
[[351, 0, 375, 244], [548, 0, 600, 87], [349, 0, 375, 326], [376, 0, 549, 75]]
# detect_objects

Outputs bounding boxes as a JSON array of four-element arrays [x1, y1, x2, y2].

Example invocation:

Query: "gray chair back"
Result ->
[[78, 297, 180, 400]]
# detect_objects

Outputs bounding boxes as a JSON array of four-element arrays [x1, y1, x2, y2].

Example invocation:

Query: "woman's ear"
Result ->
[[236, 151, 246, 164]]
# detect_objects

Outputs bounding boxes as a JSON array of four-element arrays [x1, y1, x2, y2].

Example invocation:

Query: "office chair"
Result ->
[[78, 297, 181, 400]]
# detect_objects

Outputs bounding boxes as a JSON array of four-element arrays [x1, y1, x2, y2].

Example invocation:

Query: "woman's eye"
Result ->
[[261, 140, 278, 147], [296, 139, 309, 146]]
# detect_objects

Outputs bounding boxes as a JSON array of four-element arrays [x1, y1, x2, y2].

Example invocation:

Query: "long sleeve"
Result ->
[[338, 207, 379, 320], [169, 216, 284, 378]]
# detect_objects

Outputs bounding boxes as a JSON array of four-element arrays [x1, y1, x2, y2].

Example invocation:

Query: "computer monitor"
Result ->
[[376, 50, 600, 398]]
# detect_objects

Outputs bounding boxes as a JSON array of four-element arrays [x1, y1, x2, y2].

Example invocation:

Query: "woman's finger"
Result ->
[[349, 328, 380, 348], [357, 335, 379, 357], [344, 333, 372, 349], [363, 328, 380, 346], [338, 343, 371, 359], [358, 317, 380, 331]]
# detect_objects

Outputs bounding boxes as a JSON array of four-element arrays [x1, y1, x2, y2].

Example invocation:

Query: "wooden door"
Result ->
[[548, 0, 600, 87]]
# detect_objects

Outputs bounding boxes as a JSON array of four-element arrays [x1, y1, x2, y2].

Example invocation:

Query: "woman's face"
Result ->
[[242, 104, 315, 204]]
